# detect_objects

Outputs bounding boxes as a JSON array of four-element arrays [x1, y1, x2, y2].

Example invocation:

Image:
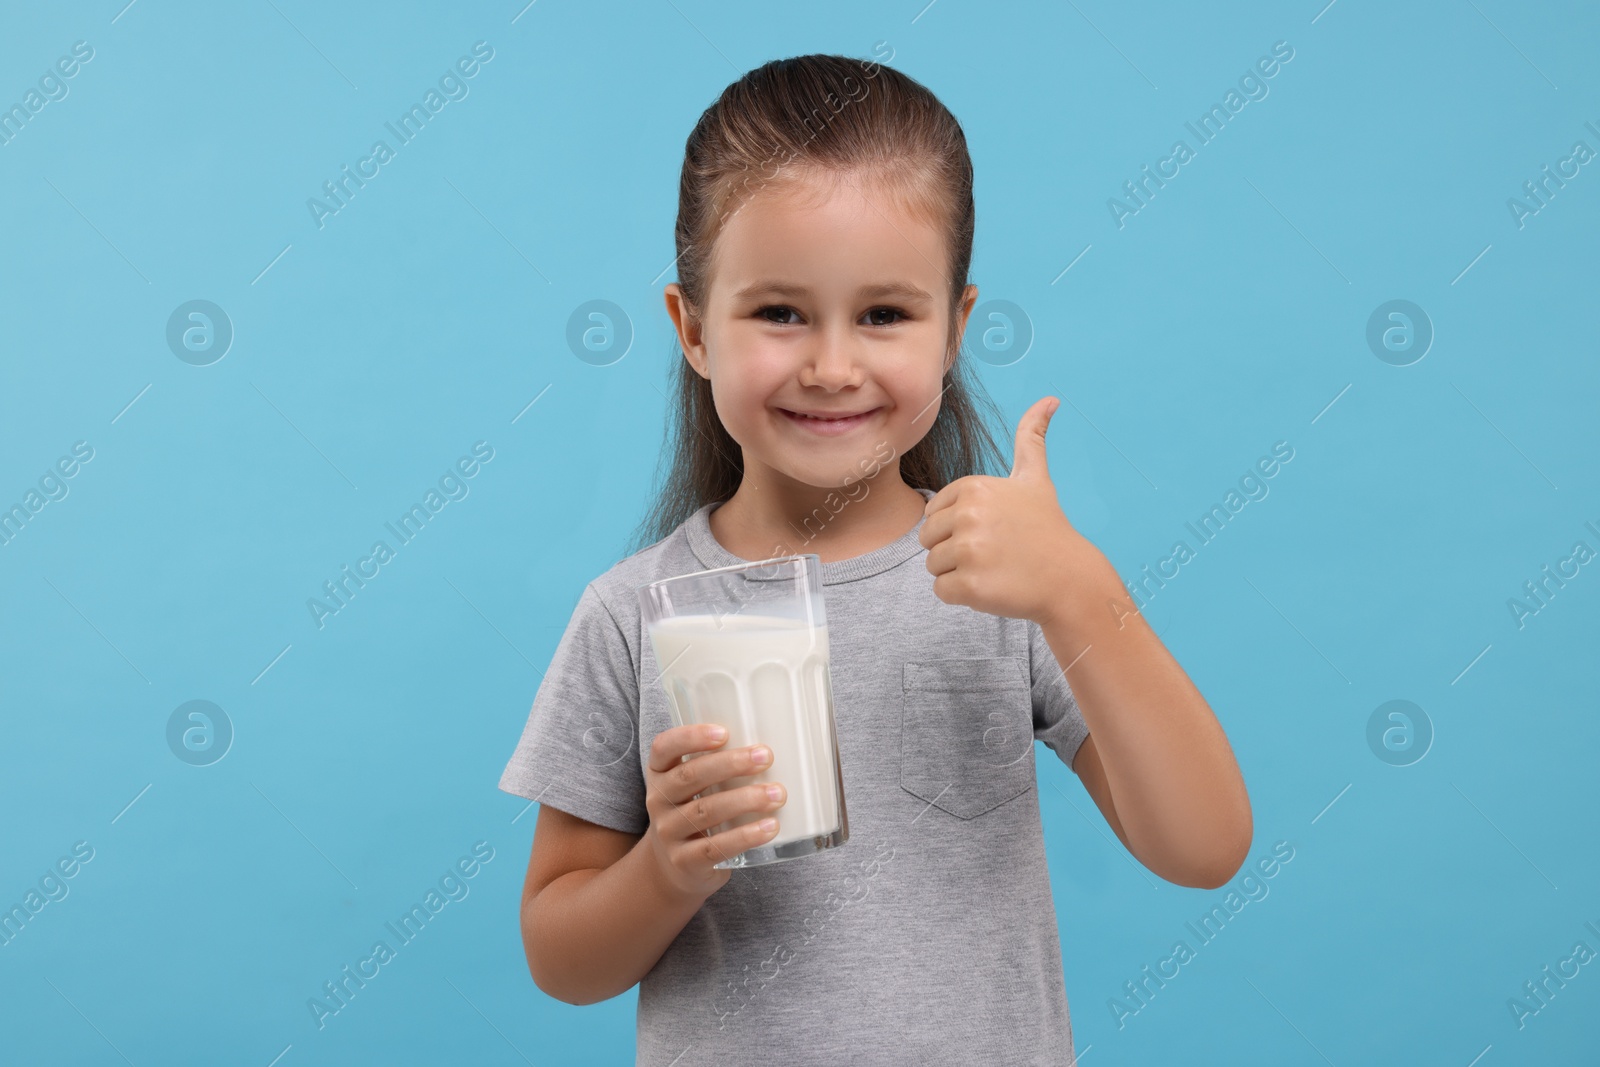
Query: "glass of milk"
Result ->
[[638, 554, 848, 869]]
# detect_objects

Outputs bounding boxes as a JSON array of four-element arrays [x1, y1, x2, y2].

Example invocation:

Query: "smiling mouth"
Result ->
[[777, 407, 879, 435]]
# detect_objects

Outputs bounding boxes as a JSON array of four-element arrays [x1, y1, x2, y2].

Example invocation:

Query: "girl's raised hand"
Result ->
[[642, 723, 787, 901], [918, 396, 1115, 630]]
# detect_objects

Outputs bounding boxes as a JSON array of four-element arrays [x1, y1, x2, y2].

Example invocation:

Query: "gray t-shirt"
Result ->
[[499, 489, 1090, 1065]]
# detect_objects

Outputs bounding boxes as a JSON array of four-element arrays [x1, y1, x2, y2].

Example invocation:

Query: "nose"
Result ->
[[798, 321, 864, 391]]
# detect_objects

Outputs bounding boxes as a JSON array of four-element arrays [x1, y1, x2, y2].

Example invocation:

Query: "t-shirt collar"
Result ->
[[684, 488, 934, 586]]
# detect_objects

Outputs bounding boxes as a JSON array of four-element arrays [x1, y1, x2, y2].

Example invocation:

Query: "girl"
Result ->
[[500, 53, 1251, 1065]]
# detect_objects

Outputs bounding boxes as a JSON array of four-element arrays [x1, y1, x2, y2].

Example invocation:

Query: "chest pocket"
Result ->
[[900, 657, 1035, 820]]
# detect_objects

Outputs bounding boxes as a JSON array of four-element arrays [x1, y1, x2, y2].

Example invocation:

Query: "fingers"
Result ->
[[663, 781, 787, 844], [919, 502, 966, 578], [647, 722, 728, 774], [1008, 396, 1058, 481], [916, 504, 954, 552], [646, 726, 780, 841], [653, 739, 773, 807], [643, 724, 791, 891], [922, 478, 960, 518], [692, 815, 783, 868], [924, 536, 959, 578]]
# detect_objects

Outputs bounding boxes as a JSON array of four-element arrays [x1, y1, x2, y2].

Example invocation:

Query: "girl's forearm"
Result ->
[[1042, 568, 1253, 888], [524, 836, 708, 1005]]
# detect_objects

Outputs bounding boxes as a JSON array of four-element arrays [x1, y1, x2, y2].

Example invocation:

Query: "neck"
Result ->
[[707, 461, 927, 564]]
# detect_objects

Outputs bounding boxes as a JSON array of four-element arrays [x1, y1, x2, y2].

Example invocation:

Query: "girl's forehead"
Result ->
[[730, 164, 939, 221], [706, 172, 948, 287]]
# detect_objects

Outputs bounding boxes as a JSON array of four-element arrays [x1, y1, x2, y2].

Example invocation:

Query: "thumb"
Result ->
[[1009, 396, 1059, 481]]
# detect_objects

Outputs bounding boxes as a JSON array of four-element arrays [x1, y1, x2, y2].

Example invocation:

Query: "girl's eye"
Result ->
[[757, 305, 800, 325], [754, 306, 907, 326]]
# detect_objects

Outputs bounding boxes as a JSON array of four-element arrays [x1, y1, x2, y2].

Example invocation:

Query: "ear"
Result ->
[[944, 283, 979, 375], [664, 283, 709, 379]]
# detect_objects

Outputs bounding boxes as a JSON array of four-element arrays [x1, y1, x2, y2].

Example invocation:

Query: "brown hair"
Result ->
[[627, 53, 1009, 553]]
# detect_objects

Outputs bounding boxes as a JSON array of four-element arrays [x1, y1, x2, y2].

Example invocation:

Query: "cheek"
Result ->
[[709, 382, 749, 444], [706, 357, 778, 443], [884, 362, 947, 438], [884, 357, 943, 405]]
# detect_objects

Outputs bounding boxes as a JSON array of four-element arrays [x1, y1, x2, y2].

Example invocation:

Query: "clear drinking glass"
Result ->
[[638, 554, 848, 869]]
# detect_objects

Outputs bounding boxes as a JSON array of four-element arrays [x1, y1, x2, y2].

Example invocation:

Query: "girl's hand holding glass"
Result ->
[[642, 723, 787, 900]]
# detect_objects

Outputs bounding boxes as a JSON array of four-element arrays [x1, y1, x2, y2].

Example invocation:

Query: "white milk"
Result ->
[[646, 614, 842, 849]]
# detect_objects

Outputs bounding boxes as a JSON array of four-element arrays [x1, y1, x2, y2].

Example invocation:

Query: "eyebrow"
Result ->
[[731, 280, 936, 303]]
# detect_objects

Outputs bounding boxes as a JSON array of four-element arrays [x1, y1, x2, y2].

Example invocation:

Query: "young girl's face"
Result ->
[[669, 169, 977, 493]]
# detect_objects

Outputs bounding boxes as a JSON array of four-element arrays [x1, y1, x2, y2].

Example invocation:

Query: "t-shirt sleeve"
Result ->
[[497, 582, 648, 835], [1029, 619, 1090, 772]]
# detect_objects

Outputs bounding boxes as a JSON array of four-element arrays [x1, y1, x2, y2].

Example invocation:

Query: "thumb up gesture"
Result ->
[[918, 397, 1113, 629]]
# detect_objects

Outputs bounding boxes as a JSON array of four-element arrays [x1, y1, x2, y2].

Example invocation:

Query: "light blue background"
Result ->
[[2, 1, 1596, 1064]]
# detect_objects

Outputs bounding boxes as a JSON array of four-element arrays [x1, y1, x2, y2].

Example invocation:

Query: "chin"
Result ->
[[780, 469, 843, 491], [767, 462, 854, 493]]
